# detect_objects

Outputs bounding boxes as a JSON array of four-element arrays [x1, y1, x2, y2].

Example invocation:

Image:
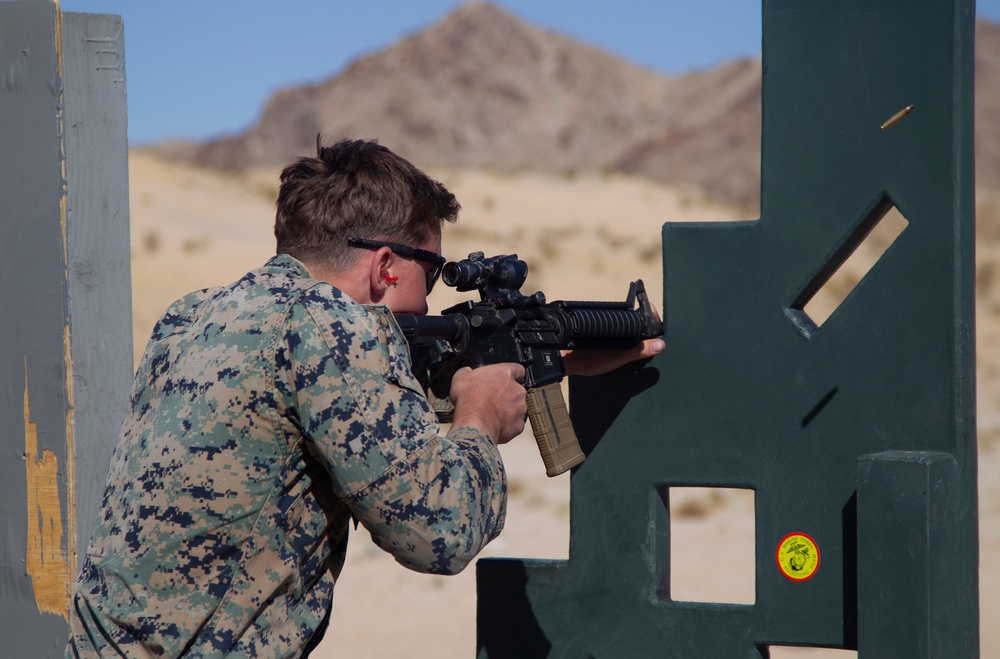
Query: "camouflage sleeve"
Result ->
[[283, 287, 506, 575]]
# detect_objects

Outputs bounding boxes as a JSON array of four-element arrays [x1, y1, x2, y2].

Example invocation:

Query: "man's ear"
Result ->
[[368, 246, 395, 300]]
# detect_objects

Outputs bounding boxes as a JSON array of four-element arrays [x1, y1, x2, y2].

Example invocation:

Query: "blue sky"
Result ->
[[58, 1, 1000, 145]]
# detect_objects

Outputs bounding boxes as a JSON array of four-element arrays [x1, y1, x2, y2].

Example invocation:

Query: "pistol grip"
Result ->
[[526, 383, 586, 477]]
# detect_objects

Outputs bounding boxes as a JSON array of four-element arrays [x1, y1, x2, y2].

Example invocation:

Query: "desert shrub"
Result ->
[[182, 236, 211, 254], [143, 230, 160, 254]]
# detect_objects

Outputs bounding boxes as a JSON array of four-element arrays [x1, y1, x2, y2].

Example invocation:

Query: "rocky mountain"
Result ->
[[177, 4, 681, 177], [158, 2, 999, 212]]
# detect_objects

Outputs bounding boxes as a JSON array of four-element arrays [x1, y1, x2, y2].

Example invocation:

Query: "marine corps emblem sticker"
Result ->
[[776, 532, 820, 582]]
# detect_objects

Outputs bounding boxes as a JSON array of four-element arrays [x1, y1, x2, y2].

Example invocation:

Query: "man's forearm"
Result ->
[[347, 426, 506, 575]]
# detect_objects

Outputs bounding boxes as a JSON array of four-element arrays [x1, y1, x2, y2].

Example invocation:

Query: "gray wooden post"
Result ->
[[0, 2, 131, 654]]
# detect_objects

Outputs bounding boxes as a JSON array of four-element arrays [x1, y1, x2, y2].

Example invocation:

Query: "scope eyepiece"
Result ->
[[442, 252, 529, 292]]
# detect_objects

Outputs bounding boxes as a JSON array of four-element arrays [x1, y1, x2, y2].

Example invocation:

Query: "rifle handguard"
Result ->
[[526, 383, 586, 477]]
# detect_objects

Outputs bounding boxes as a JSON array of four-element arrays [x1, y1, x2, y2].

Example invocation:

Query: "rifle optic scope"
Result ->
[[442, 252, 528, 292]]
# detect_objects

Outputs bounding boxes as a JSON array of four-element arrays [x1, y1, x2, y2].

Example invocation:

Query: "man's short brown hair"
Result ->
[[275, 138, 460, 269]]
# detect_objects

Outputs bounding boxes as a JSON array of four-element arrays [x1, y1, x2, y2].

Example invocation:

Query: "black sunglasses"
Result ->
[[347, 236, 446, 294]]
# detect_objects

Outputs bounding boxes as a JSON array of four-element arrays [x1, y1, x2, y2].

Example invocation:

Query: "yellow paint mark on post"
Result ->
[[24, 362, 71, 621], [64, 325, 78, 573]]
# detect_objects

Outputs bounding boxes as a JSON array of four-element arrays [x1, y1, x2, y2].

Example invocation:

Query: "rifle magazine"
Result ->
[[526, 383, 586, 477]]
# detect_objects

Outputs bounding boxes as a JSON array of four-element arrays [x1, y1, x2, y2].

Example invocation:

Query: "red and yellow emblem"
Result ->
[[776, 532, 820, 582]]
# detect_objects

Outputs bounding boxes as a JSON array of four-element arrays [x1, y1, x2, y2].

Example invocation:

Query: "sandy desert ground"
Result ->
[[124, 151, 999, 658]]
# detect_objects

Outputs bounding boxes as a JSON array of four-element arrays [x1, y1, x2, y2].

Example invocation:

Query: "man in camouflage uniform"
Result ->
[[66, 139, 662, 658]]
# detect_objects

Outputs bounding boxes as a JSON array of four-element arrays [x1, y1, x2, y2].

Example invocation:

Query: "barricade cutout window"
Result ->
[[790, 199, 909, 332], [767, 647, 858, 658], [656, 486, 756, 604]]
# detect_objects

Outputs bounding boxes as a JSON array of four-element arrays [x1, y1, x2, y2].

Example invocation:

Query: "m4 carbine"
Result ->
[[394, 252, 663, 477]]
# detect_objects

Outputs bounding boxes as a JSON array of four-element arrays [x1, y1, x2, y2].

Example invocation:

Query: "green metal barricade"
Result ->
[[478, 1, 979, 656]]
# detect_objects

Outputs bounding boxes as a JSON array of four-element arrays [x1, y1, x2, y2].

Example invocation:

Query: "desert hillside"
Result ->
[[153, 3, 1000, 213], [128, 151, 1000, 658]]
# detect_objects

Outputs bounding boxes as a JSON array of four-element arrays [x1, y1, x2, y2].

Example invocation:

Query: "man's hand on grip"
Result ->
[[449, 363, 527, 445]]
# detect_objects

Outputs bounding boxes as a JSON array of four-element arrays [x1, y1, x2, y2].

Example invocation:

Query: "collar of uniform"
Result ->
[[266, 253, 313, 279], [265, 255, 401, 328]]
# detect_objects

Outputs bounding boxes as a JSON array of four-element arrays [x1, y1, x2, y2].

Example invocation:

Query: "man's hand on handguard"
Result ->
[[449, 363, 528, 445], [561, 337, 665, 377], [562, 300, 664, 376]]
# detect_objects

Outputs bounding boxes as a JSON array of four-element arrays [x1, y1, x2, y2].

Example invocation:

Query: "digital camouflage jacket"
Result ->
[[66, 255, 507, 658]]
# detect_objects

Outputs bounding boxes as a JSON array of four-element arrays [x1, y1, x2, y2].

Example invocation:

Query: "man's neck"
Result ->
[[301, 259, 373, 305]]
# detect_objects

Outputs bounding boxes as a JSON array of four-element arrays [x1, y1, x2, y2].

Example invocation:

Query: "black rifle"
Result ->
[[395, 252, 663, 477]]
